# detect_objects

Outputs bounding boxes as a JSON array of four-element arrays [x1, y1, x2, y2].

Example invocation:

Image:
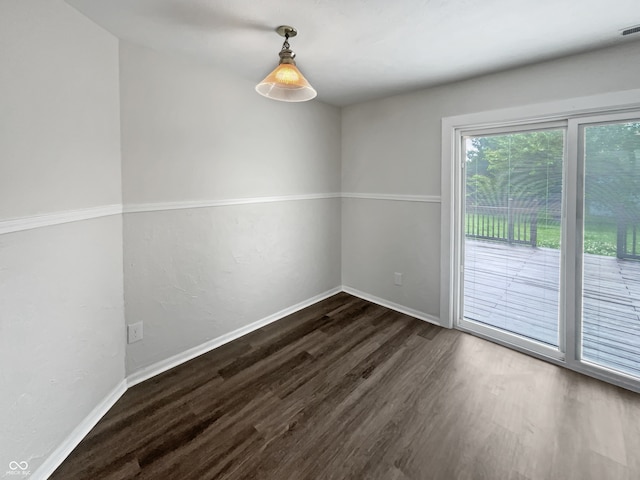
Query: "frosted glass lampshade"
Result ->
[[255, 63, 317, 102]]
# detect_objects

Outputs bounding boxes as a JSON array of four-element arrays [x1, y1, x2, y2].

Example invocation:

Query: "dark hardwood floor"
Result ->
[[51, 293, 640, 480]]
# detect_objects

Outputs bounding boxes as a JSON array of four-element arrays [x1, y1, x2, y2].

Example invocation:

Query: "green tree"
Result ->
[[584, 122, 640, 220], [465, 123, 640, 256], [465, 130, 564, 210]]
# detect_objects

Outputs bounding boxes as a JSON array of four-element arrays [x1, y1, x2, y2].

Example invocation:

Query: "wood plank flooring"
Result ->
[[51, 293, 640, 480], [464, 240, 640, 377]]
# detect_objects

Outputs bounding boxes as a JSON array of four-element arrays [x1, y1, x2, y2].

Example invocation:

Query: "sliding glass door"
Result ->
[[461, 125, 566, 357], [456, 111, 640, 389], [578, 117, 640, 380]]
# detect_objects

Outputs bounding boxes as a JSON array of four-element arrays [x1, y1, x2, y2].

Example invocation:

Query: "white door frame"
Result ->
[[440, 89, 640, 392]]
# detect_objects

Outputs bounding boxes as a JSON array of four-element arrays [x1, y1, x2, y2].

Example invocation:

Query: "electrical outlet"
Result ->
[[394, 272, 403, 286], [127, 322, 143, 344]]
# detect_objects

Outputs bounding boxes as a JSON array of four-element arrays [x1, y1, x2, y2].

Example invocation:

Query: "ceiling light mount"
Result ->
[[276, 25, 297, 38], [255, 25, 317, 103]]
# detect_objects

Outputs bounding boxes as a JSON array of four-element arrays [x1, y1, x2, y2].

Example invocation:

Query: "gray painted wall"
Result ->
[[0, 0, 122, 218], [2, 5, 640, 474], [0, 0, 124, 475], [342, 41, 640, 320], [119, 43, 342, 374]]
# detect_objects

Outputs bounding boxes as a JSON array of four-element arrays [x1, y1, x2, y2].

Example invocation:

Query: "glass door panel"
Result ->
[[463, 128, 565, 348], [581, 120, 640, 378]]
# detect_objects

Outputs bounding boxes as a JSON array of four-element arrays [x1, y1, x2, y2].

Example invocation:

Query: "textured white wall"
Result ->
[[120, 42, 342, 374], [0, 0, 122, 218], [120, 43, 341, 204], [124, 201, 341, 371], [0, 219, 125, 474], [0, 0, 124, 475], [342, 41, 640, 320]]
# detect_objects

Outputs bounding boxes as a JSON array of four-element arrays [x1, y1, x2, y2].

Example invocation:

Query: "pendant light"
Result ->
[[255, 25, 317, 102]]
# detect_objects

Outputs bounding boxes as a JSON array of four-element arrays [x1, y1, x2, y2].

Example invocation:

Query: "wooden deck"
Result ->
[[464, 239, 640, 378]]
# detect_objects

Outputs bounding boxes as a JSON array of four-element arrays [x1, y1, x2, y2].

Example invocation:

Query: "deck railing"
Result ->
[[467, 204, 640, 256], [617, 216, 640, 260], [466, 205, 538, 247]]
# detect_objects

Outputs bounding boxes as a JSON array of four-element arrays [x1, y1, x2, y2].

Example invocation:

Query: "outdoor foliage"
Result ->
[[465, 123, 640, 256], [466, 130, 564, 209], [584, 123, 640, 219]]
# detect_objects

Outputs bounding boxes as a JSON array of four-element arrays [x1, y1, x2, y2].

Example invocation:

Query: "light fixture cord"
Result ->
[[281, 32, 290, 51]]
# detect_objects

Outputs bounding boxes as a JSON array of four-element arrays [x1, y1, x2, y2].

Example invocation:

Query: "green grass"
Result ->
[[534, 223, 561, 249], [582, 222, 618, 256], [465, 215, 619, 256]]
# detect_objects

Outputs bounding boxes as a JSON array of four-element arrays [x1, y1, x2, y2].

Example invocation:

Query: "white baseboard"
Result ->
[[341, 285, 442, 326], [35, 285, 435, 478], [127, 285, 440, 388], [126, 286, 343, 388], [33, 380, 127, 480]]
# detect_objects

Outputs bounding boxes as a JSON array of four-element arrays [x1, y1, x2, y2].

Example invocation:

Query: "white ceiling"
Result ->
[[66, 0, 640, 106]]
